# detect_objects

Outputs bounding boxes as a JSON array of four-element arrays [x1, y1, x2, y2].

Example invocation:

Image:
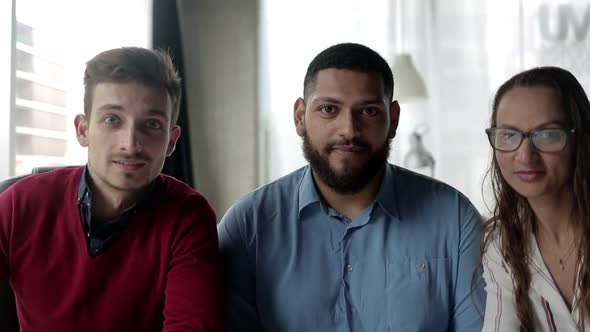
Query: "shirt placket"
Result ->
[[340, 223, 364, 332], [330, 206, 372, 332]]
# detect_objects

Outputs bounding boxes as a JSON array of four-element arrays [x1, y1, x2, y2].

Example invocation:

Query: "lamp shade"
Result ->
[[392, 53, 428, 102]]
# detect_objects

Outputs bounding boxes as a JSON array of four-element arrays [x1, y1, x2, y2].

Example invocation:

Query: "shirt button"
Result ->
[[345, 264, 353, 272], [417, 262, 426, 270]]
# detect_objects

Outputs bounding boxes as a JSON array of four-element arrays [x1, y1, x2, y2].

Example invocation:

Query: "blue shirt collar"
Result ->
[[298, 166, 322, 216], [374, 164, 401, 221], [297, 164, 401, 222]]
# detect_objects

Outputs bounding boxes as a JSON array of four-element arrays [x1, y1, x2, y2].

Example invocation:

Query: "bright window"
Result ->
[[1, 0, 152, 178], [260, 0, 590, 213]]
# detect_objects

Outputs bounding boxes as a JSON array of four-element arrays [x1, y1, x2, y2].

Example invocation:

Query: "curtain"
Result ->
[[152, 0, 195, 187]]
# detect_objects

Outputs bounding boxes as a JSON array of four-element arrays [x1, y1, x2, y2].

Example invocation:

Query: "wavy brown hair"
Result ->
[[482, 66, 590, 331]]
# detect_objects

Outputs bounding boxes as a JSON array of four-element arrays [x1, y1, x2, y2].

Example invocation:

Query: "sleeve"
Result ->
[[218, 205, 261, 332], [0, 188, 12, 281], [481, 231, 521, 332], [162, 196, 225, 332], [449, 200, 486, 331]]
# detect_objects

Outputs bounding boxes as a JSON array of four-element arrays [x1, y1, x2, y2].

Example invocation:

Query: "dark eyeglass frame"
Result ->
[[485, 127, 575, 152]]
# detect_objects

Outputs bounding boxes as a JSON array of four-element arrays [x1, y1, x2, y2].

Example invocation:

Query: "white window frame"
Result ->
[[0, 0, 16, 179]]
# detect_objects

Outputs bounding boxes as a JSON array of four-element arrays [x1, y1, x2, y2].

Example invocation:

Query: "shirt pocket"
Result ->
[[385, 256, 451, 331]]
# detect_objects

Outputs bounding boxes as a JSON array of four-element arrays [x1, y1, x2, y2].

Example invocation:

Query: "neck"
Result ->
[[87, 172, 145, 223], [529, 187, 575, 244], [312, 167, 385, 221]]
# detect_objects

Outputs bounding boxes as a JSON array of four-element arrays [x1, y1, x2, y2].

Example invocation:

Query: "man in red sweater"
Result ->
[[0, 47, 224, 331]]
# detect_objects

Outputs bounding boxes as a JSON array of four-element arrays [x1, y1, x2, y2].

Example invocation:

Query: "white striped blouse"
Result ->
[[482, 230, 589, 332]]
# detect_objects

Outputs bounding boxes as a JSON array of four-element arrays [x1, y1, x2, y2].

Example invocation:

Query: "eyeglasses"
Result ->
[[485, 127, 575, 152]]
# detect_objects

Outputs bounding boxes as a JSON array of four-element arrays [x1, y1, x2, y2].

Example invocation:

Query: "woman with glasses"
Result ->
[[482, 66, 590, 331]]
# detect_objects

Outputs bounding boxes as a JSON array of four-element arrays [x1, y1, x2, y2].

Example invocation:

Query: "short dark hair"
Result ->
[[303, 43, 394, 101], [83, 47, 182, 125]]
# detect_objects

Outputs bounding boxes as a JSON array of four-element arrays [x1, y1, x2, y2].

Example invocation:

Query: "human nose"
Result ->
[[514, 135, 538, 163], [336, 110, 360, 140], [119, 124, 143, 153]]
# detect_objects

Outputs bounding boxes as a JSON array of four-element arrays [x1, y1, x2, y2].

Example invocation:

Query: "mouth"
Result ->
[[514, 170, 544, 182], [112, 159, 147, 171], [331, 145, 368, 153]]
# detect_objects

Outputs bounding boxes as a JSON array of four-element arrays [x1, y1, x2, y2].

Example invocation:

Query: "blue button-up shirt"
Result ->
[[219, 164, 485, 331]]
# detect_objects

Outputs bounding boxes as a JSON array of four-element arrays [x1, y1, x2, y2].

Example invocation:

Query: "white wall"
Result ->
[[179, 0, 259, 219]]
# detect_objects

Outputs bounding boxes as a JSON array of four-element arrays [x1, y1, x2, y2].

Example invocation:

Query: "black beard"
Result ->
[[302, 132, 391, 194]]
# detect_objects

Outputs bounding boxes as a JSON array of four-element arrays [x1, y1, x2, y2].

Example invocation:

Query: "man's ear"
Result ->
[[294, 97, 306, 137], [74, 114, 90, 147], [166, 125, 181, 157], [388, 101, 400, 139]]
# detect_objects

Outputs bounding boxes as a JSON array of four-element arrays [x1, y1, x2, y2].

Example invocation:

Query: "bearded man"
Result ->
[[218, 43, 485, 332]]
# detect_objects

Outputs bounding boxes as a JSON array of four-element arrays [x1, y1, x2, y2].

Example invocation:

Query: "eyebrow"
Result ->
[[95, 104, 169, 119], [145, 109, 169, 119], [310, 97, 342, 105], [497, 120, 566, 129], [96, 104, 124, 112], [310, 97, 386, 105]]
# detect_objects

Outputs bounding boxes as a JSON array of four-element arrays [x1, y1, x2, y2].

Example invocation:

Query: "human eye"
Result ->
[[361, 107, 379, 116], [499, 129, 519, 142], [103, 115, 120, 126], [493, 129, 522, 150], [539, 128, 564, 139], [535, 128, 565, 143], [319, 105, 336, 114], [145, 119, 163, 130]]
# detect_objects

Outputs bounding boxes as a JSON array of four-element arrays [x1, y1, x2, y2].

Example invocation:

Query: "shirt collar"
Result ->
[[297, 164, 402, 221], [374, 164, 401, 221], [298, 165, 322, 216], [77, 165, 91, 205]]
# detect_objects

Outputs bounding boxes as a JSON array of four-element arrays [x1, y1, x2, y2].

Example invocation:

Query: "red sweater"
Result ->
[[0, 167, 224, 332]]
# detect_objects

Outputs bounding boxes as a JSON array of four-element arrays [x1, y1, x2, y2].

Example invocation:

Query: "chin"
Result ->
[[330, 167, 361, 179], [330, 160, 364, 172], [512, 185, 549, 200], [110, 182, 145, 192], [111, 177, 152, 192]]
